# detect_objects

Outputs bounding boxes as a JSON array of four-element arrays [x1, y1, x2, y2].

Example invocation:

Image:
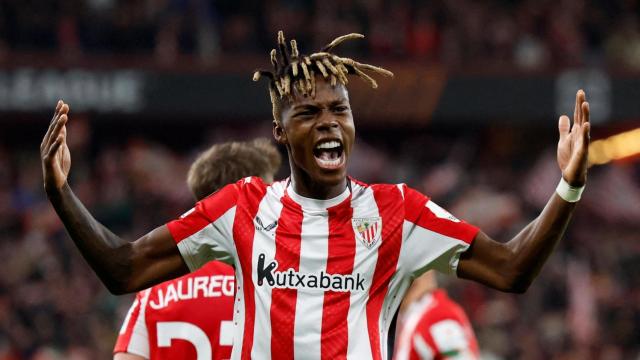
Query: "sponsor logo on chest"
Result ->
[[256, 254, 366, 292]]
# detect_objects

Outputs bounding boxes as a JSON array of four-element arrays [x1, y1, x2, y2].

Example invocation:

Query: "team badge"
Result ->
[[352, 217, 382, 249]]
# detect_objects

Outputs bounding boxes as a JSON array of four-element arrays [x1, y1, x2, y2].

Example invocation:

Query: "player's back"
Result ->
[[395, 289, 479, 360], [115, 261, 235, 360]]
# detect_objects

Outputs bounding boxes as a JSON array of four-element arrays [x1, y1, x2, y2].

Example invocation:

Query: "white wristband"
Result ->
[[555, 177, 585, 203]]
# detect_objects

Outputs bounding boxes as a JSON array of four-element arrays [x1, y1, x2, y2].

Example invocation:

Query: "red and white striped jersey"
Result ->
[[394, 290, 480, 360], [167, 177, 478, 360], [114, 261, 235, 360]]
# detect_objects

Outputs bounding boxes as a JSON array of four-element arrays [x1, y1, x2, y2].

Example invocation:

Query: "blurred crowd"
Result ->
[[3, 0, 640, 69], [0, 117, 638, 360]]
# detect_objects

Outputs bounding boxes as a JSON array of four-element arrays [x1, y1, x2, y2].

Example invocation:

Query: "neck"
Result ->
[[289, 167, 347, 200]]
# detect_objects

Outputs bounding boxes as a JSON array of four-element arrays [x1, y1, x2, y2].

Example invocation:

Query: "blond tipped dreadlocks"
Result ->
[[253, 31, 394, 124]]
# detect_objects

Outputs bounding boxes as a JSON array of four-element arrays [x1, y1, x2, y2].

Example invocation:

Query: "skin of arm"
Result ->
[[41, 101, 188, 295], [457, 90, 591, 293], [114, 353, 147, 360]]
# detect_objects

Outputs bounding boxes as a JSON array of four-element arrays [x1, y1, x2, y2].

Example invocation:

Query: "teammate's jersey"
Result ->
[[394, 290, 480, 360], [114, 261, 235, 360], [167, 177, 478, 360]]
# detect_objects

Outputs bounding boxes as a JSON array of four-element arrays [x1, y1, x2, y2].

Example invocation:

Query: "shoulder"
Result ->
[[199, 176, 265, 200], [417, 291, 465, 325], [233, 176, 287, 198], [197, 176, 275, 209], [200, 260, 235, 276], [350, 177, 429, 204]]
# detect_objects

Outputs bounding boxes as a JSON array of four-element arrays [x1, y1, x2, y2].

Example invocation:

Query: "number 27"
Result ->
[[157, 321, 233, 360]]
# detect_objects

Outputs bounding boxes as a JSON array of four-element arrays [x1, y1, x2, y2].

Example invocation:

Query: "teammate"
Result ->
[[394, 272, 479, 360], [114, 139, 281, 360], [41, 31, 591, 359]]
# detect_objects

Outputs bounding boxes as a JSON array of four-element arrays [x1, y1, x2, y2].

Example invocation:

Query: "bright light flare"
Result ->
[[589, 128, 640, 166]]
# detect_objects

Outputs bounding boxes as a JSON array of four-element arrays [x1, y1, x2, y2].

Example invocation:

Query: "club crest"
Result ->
[[352, 217, 382, 248]]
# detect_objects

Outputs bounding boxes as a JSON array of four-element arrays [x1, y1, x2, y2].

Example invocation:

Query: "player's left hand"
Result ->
[[557, 89, 590, 187]]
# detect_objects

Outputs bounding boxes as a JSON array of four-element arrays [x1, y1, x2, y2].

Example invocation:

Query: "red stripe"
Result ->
[[366, 185, 404, 360], [232, 180, 268, 360], [113, 290, 146, 354], [270, 195, 304, 360], [320, 199, 355, 360], [168, 182, 240, 243], [404, 185, 478, 244]]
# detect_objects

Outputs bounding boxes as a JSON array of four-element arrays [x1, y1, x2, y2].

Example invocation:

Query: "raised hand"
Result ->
[[41, 100, 71, 193], [557, 90, 590, 187]]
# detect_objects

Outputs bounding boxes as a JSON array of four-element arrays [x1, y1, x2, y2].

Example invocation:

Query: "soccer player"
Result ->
[[41, 31, 591, 359], [114, 139, 281, 360], [394, 272, 479, 360]]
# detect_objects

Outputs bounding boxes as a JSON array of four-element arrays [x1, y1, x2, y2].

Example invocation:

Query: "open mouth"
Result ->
[[312, 140, 345, 170]]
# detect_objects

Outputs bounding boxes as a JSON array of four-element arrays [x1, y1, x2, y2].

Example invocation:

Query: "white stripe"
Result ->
[[250, 185, 284, 359], [372, 184, 408, 359], [176, 206, 237, 271], [126, 289, 151, 358], [397, 184, 405, 199], [399, 220, 470, 277], [293, 210, 329, 360], [379, 253, 410, 359], [346, 185, 379, 359], [229, 216, 246, 360], [231, 257, 246, 360]]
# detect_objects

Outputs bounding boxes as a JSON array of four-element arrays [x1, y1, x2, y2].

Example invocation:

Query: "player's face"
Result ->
[[276, 77, 355, 195]]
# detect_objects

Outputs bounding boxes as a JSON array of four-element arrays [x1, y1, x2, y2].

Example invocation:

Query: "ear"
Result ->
[[273, 120, 287, 145]]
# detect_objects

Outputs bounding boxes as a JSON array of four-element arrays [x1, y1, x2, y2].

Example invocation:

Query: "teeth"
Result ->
[[316, 140, 341, 150], [317, 157, 342, 168]]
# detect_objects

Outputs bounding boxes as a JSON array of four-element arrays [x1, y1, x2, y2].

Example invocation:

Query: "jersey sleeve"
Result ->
[[166, 181, 241, 271], [401, 185, 479, 276], [114, 290, 151, 358]]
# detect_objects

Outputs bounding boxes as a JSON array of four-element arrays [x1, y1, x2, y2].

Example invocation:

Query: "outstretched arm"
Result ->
[[42, 101, 189, 294], [457, 90, 591, 293]]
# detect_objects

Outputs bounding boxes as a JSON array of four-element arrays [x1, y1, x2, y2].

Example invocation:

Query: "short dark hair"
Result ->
[[187, 138, 282, 201]]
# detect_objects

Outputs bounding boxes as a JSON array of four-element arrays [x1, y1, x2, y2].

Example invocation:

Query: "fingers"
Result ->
[[52, 100, 63, 121], [558, 115, 570, 142], [582, 120, 590, 145], [573, 89, 584, 127], [42, 101, 70, 152], [581, 101, 590, 125], [47, 133, 65, 159], [45, 113, 68, 154], [42, 101, 62, 150], [573, 91, 580, 126], [42, 100, 69, 151]]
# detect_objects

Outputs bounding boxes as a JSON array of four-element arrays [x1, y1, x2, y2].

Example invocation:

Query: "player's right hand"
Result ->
[[41, 100, 71, 193]]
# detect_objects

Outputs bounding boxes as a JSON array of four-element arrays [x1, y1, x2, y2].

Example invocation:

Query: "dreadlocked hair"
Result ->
[[252, 31, 394, 124]]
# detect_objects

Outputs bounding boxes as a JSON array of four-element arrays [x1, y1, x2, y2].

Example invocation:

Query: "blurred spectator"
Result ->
[[2, 0, 638, 69], [605, 15, 640, 70]]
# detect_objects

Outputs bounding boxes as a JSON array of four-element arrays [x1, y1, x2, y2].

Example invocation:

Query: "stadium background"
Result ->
[[0, 0, 639, 359]]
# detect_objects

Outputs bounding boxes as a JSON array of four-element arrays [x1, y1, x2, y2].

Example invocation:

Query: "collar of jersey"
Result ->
[[285, 180, 351, 210]]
